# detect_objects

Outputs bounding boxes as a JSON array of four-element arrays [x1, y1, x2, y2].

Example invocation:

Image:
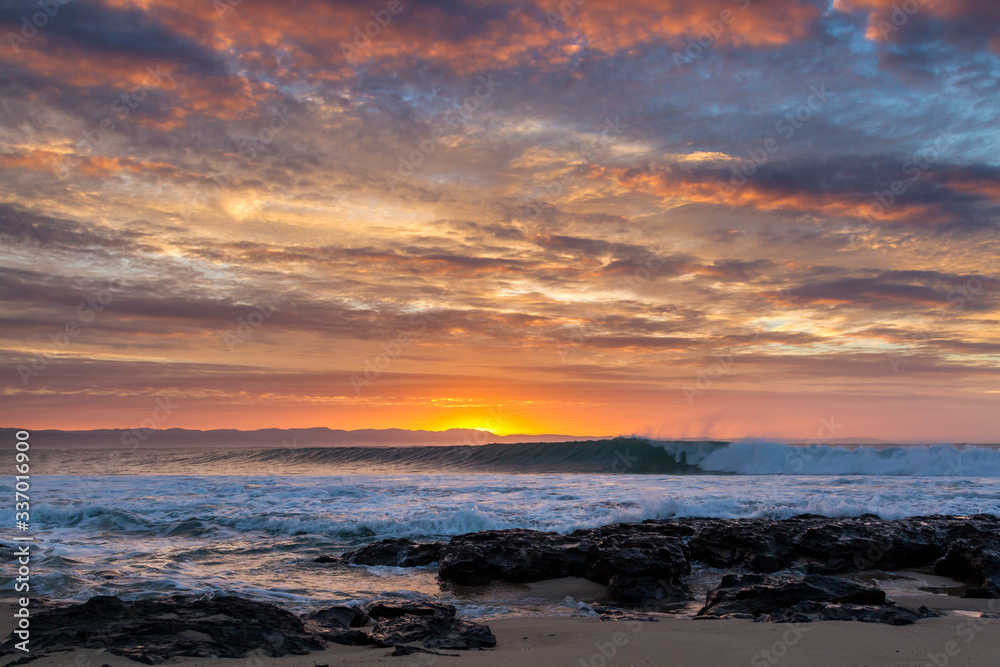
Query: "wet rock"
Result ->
[[586, 532, 690, 583], [369, 612, 496, 650], [698, 574, 887, 618], [336, 538, 444, 567], [764, 601, 941, 625], [781, 515, 939, 574], [607, 574, 688, 606], [963, 584, 1000, 599], [686, 519, 784, 572], [677, 515, 999, 574], [590, 605, 659, 622], [389, 645, 459, 657], [366, 599, 457, 619], [588, 532, 691, 606], [311, 628, 372, 646], [438, 529, 592, 585], [0, 595, 326, 665], [301, 605, 368, 631], [935, 540, 1000, 589]]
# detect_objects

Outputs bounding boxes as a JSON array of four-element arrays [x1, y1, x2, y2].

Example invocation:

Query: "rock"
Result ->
[[935, 540, 1000, 589], [370, 613, 496, 650], [339, 516, 1000, 585], [963, 585, 1000, 599], [587, 532, 690, 606], [302, 605, 368, 629], [389, 645, 459, 657], [438, 529, 592, 585], [0, 595, 326, 665], [686, 519, 784, 572], [764, 601, 941, 625], [586, 532, 690, 583], [698, 574, 887, 618], [366, 599, 457, 619], [335, 538, 444, 567], [590, 606, 659, 622], [607, 574, 688, 607], [334, 515, 1000, 609], [678, 515, 998, 574], [311, 629, 371, 646]]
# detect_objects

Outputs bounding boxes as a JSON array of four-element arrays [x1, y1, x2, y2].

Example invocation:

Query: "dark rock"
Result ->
[[300, 605, 368, 642], [438, 529, 592, 585], [678, 515, 1000, 574], [586, 532, 690, 583], [311, 629, 372, 646], [607, 574, 688, 606], [590, 605, 659, 622], [935, 540, 1000, 589], [687, 519, 784, 572], [963, 585, 1000, 599], [786, 517, 940, 574], [366, 599, 457, 619], [389, 645, 459, 657], [0, 595, 326, 665], [337, 538, 444, 567], [302, 605, 368, 629], [338, 516, 1000, 587], [764, 601, 941, 625], [588, 532, 690, 606], [698, 574, 887, 618], [370, 612, 496, 650]]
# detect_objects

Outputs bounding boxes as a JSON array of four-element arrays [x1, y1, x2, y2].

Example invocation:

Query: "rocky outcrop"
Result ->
[[0, 595, 498, 662], [328, 515, 1000, 610], [319, 537, 443, 567], [301, 605, 371, 645], [0, 595, 326, 665], [697, 574, 887, 618], [590, 605, 660, 622], [302, 604, 368, 628], [588, 532, 691, 605], [933, 539, 1000, 598], [438, 529, 593, 585], [434, 527, 691, 605], [764, 601, 941, 625], [366, 599, 457, 619], [679, 514, 966, 574], [366, 599, 496, 649]]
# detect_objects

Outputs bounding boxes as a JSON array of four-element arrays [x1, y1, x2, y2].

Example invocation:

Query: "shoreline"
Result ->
[[2, 597, 998, 667], [5, 515, 1000, 665]]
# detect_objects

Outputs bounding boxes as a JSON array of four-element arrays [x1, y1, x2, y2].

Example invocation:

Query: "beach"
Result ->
[[3, 445, 1000, 665], [2, 596, 998, 667]]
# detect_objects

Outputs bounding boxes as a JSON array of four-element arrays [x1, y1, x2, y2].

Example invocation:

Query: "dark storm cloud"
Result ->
[[778, 273, 997, 311], [0, 0, 223, 73], [0, 203, 144, 249]]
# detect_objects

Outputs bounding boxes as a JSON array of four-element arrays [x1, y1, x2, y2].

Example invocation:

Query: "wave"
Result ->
[[672, 440, 1000, 476], [33, 437, 1000, 476]]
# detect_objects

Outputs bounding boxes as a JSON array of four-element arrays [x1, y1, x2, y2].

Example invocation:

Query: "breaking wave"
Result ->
[[34, 437, 1000, 476]]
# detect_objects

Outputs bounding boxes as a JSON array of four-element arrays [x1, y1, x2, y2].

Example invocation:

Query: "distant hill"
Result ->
[[0, 427, 606, 449]]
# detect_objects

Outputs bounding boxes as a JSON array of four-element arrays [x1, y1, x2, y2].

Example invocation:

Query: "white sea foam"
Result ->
[[655, 440, 1000, 476]]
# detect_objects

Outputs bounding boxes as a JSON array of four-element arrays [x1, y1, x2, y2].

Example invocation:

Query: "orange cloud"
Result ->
[[594, 164, 947, 223]]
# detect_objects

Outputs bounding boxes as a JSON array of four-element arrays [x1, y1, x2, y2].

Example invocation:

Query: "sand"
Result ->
[[2, 595, 997, 667]]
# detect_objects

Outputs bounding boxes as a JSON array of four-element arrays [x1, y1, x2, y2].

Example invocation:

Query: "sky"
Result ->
[[1, 0, 999, 442]]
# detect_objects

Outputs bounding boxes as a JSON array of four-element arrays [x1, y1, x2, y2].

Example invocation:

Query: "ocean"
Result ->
[[4, 439, 1000, 619]]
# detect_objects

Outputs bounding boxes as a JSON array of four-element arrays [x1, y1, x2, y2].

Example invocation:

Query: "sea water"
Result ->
[[2, 441, 999, 618]]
